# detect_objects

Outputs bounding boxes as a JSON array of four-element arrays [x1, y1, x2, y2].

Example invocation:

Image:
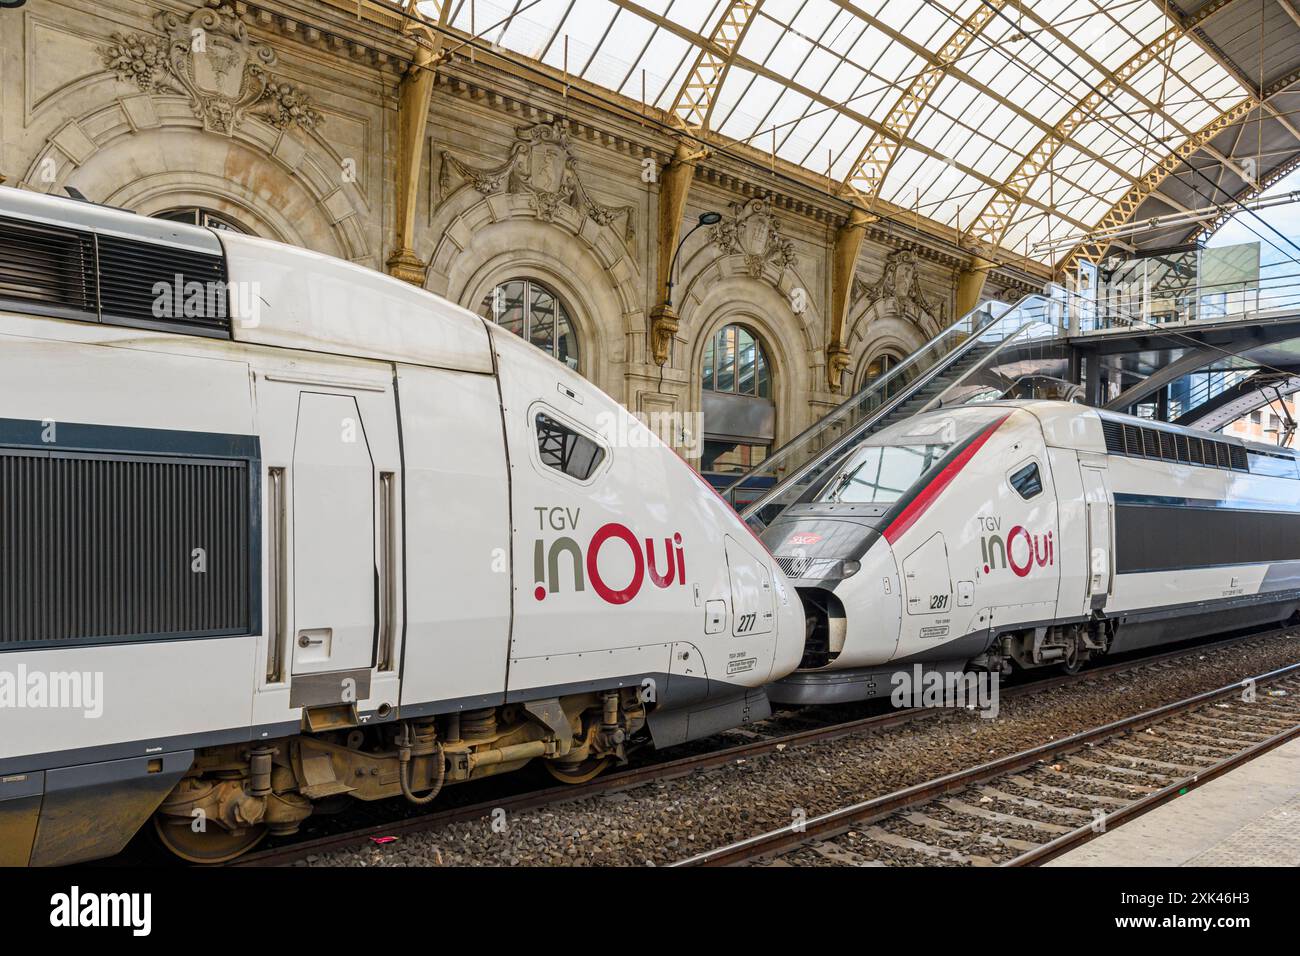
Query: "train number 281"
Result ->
[[929, 594, 949, 610]]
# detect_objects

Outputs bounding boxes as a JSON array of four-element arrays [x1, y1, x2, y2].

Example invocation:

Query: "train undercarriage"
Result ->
[[152, 688, 647, 863]]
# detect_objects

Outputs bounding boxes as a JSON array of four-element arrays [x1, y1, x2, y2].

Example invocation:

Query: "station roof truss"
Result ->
[[383, 0, 1300, 275]]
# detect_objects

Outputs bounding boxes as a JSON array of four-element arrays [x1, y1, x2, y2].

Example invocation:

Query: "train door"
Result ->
[[1079, 459, 1113, 609], [254, 371, 403, 720], [290, 392, 377, 675]]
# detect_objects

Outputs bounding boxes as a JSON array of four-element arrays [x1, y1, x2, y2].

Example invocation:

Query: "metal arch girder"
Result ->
[[669, 0, 763, 133], [601, 0, 1096, 233], [1057, 94, 1260, 278], [1055, 0, 1300, 276], [964, 0, 1251, 250], [1190, 151, 1300, 244], [965, 0, 1253, 253], [1179, 374, 1300, 431], [840, 0, 1007, 207], [964, 25, 1185, 249]]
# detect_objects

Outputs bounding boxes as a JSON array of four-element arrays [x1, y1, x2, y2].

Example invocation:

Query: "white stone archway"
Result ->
[[20, 95, 369, 263], [678, 257, 819, 449], [843, 296, 931, 393], [428, 189, 642, 398]]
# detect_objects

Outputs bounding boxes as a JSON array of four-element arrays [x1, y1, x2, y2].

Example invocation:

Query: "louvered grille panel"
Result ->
[[95, 234, 229, 332], [1141, 428, 1160, 457], [0, 216, 96, 317], [0, 450, 248, 646], [1101, 420, 1124, 453]]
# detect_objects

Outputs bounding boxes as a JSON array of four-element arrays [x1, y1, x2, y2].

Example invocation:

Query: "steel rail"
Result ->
[[1004, 720, 1300, 866], [672, 659, 1300, 867], [229, 628, 1293, 867]]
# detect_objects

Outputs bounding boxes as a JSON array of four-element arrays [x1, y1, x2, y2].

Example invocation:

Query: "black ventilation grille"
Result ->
[[1100, 417, 1259, 474], [1101, 420, 1124, 453], [0, 216, 96, 318], [0, 450, 249, 647], [96, 233, 229, 333], [0, 214, 230, 338]]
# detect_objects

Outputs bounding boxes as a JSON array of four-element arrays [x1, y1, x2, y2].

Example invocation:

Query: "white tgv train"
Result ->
[[0, 189, 802, 865], [763, 400, 1300, 704]]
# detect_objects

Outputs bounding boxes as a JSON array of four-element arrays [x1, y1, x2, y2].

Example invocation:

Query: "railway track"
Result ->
[[228, 627, 1297, 867], [673, 661, 1300, 867]]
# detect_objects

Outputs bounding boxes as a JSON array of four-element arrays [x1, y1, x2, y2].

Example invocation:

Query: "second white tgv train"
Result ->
[[763, 400, 1300, 703], [0, 189, 802, 865]]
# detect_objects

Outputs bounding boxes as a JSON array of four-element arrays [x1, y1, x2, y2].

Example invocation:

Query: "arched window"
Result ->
[[153, 207, 249, 234], [861, 350, 907, 400], [480, 279, 579, 371], [702, 324, 771, 398], [700, 324, 775, 481]]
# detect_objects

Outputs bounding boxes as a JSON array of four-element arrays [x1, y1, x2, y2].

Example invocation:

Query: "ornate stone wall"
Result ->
[[0, 0, 1038, 462]]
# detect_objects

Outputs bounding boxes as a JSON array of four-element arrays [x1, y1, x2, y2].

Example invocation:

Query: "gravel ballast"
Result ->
[[308, 632, 1300, 867]]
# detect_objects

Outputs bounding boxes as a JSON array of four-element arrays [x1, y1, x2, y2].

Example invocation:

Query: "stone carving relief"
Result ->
[[709, 198, 798, 281], [439, 121, 635, 242], [852, 248, 947, 329], [99, 1, 323, 135]]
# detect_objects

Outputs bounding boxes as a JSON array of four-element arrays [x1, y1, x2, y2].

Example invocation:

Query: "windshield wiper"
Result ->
[[827, 469, 855, 502]]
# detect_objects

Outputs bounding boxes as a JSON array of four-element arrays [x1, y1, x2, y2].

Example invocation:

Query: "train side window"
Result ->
[[535, 411, 606, 480], [1009, 461, 1043, 499]]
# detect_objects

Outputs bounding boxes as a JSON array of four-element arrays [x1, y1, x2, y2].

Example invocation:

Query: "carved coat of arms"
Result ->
[[439, 121, 635, 241], [710, 199, 798, 281], [100, 1, 322, 135], [853, 248, 947, 332]]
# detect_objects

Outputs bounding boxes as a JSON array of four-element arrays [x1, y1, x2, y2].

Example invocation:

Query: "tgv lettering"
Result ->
[[534, 523, 686, 605]]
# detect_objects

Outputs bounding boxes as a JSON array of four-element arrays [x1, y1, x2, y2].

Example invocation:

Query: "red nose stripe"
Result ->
[[882, 414, 1009, 545]]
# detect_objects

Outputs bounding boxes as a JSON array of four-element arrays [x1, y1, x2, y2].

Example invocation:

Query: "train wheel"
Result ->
[[1061, 639, 1088, 675], [153, 817, 267, 864], [543, 756, 612, 785]]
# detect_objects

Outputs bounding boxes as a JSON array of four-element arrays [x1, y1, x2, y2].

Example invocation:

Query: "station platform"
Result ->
[[1047, 737, 1300, 866]]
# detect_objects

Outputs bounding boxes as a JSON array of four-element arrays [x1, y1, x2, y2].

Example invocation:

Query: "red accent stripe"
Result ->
[[882, 414, 1010, 546]]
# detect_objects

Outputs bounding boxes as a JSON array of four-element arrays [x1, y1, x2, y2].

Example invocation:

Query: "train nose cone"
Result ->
[[771, 566, 806, 679]]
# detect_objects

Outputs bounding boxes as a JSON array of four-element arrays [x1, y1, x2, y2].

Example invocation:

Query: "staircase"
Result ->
[[723, 293, 1062, 531]]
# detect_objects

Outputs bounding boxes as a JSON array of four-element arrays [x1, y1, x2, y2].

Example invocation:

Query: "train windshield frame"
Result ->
[[816, 409, 1005, 505]]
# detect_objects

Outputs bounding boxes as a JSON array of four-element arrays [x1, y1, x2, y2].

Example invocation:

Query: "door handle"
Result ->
[[298, 632, 324, 648]]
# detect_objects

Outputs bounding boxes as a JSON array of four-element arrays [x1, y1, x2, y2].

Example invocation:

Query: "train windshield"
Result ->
[[817, 411, 997, 505]]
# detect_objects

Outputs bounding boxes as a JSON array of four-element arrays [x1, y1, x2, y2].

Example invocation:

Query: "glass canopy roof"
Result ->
[[421, 0, 1250, 265]]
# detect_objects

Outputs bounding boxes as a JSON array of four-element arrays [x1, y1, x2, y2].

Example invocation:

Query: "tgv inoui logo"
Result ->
[[532, 506, 685, 605], [978, 516, 1053, 578]]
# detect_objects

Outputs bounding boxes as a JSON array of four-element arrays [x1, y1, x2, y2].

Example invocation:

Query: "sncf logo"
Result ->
[[533, 507, 685, 605], [979, 517, 1054, 578]]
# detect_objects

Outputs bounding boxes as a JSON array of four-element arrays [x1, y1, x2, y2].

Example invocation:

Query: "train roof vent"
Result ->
[[1158, 431, 1176, 460], [96, 234, 230, 335], [1140, 428, 1160, 458], [1100, 420, 1124, 454], [1122, 423, 1143, 456], [1229, 445, 1248, 471], [1187, 436, 1205, 464], [0, 215, 97, 319]]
